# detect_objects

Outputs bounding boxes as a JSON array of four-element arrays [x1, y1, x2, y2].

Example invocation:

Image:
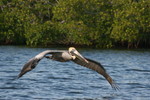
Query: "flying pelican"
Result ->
[[18, 47, 119, 90]]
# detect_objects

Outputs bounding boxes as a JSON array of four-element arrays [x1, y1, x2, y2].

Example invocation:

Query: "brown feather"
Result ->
[[72, 57, 119, 90]]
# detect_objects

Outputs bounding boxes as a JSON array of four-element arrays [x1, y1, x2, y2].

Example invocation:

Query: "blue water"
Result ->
[[0, 46, 150, 100]]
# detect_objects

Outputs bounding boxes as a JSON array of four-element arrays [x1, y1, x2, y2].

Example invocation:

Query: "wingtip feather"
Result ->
[[111, 81, 120, 91]]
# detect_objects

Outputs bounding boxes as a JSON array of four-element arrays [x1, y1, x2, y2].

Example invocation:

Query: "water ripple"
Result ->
[[0, 46, 150, 100]]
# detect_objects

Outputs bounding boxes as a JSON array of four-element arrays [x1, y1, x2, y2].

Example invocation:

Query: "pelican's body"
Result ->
[[18, 47, 119, 90], [48, 52, 72, 62]]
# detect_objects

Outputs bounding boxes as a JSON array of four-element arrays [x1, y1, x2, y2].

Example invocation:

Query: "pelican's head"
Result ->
[[69, 47, 88, 63]]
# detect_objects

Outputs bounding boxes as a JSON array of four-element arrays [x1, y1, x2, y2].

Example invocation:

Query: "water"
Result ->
[[0, 46, 150, 100]]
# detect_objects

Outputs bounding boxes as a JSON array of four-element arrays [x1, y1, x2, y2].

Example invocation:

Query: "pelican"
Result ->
[[18, 47, 119, 90]]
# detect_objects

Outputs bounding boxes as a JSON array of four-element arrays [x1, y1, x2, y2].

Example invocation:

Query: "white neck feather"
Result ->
[[72, 56, 76, 60]]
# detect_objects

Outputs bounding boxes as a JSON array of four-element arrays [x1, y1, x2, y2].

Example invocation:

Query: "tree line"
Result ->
[[0, 0, 150, 48]]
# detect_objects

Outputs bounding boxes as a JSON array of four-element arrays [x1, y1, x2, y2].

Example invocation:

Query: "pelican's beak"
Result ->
[[70, 49, 89, 63]]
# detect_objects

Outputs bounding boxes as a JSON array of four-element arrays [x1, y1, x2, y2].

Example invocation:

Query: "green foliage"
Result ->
[[53, 0, 114, 48], [0, 0, 150, 48], [111, 0, 150, 48]]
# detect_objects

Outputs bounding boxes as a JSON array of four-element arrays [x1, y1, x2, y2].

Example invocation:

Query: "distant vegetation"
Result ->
[[0, 0, 150, 48]]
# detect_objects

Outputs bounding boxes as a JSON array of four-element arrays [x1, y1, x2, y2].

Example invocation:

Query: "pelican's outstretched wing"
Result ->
[[18, 57, 39, 78], [18, 50, 66, 78], [72, 57, 119, 90]]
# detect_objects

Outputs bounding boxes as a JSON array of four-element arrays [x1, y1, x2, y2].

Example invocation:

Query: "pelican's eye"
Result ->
[[71, 49, 75, 52], [70, 49, 75, 54]]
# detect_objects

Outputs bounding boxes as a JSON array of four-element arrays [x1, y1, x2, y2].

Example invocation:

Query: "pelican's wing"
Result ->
[[72, 57, 119, 90], [18, 50, 67, 78], [18, 57, 39, 78]]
